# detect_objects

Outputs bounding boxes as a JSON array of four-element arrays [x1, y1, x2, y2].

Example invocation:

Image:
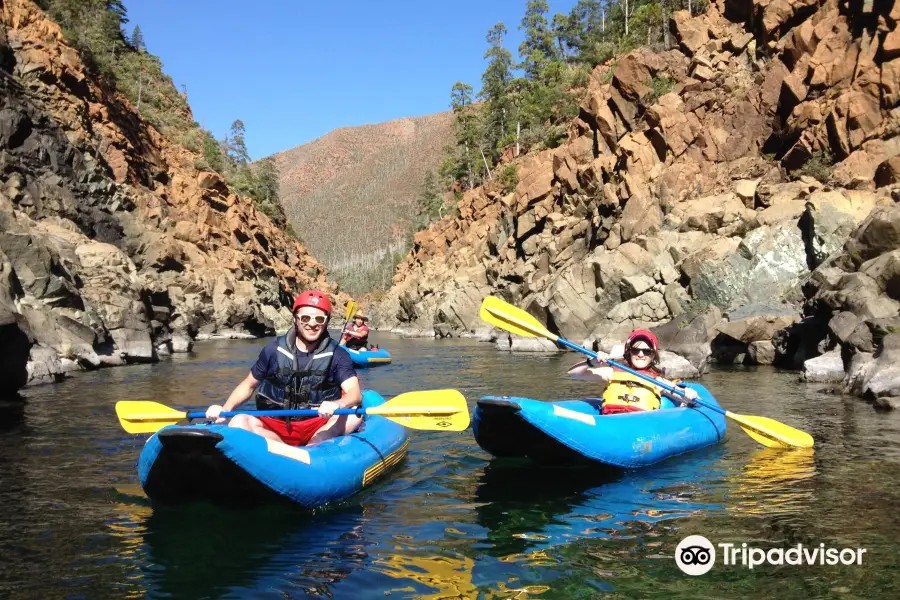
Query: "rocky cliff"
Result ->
[[0, 0, 334, 394], [375, 0, 900, 406]]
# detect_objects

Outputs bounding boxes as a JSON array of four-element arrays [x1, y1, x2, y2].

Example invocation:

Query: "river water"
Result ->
[[1, 333, 899, 598]]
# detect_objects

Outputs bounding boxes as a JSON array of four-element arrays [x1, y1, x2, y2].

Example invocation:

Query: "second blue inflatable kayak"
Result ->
[[137, 390, 408, 507], [346, 347, 392, 367], [473, 383, 726, 468]]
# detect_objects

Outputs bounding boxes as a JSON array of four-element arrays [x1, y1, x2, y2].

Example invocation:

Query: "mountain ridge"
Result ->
[[272, 109, 454, 294]]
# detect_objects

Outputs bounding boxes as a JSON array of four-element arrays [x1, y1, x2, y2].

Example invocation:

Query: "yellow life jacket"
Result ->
[[602, 370, 662, 412]]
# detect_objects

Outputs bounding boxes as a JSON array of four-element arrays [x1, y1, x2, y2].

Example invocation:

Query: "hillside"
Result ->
[[272, 111, 454, 294], [0, 0, 336, 394], [374, 0, 900, 408]]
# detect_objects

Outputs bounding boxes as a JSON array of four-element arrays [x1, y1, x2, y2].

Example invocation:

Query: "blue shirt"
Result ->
[[251, 338, 357, 387]]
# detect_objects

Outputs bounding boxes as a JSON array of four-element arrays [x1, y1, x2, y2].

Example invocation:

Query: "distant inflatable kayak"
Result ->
[[472, 383, 726, 468], [137, 390, 408, 507], [346, 347, 392, 367]]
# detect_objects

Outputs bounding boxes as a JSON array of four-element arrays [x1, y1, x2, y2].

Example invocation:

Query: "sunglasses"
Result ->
[[630, 347, 653, 357], [296, 314, 327, 325]]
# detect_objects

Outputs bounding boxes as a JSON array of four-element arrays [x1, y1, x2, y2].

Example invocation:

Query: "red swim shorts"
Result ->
[[258, 416, 330, 446]]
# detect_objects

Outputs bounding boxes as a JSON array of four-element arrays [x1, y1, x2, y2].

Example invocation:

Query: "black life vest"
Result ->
[[254, 329, 342, 414]]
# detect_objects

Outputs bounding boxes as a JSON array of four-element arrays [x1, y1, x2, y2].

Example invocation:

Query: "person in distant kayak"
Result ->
[[205, 290, 362, 446], [567, 329, 697, 415], [340, 310, 370, 350]]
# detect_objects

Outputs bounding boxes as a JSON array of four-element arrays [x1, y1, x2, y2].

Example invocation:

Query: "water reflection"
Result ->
[[473, 448, 728, 558], [726, 448, 817, 517], [107, 499, 376, 599], [371, 553, 478, 599], [0, 396, 25, 432]]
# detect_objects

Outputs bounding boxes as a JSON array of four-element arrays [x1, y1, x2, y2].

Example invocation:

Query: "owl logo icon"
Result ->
[[675, 535, 715, 575]]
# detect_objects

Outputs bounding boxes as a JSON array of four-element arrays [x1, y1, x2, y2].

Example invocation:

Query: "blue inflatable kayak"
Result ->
[[137, 390, 408, 507], [473, 383, 726, 468], [346, 347, 392, 367]]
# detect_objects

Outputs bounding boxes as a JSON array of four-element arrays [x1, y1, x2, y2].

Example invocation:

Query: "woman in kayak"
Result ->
[[205, 290, 363, 446], [567, 329, 697, 415], [340, 310, 370, 350]]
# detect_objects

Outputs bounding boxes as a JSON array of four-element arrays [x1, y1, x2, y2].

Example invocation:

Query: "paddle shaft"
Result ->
[[191, 408, 364, 419]]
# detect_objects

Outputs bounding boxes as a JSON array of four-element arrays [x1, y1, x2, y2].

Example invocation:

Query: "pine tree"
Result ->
[[480, 22, 514, 163], [226, 119, 251, 167], [130, 24, 144, 51], [551, 12, 576, 59], [448, 81, 479, 189], [253, 157, 280, 205], [418, 170, 443, 220], [518, 1, 558, 81]]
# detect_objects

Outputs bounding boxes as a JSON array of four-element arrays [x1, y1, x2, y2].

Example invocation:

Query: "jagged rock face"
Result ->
[[788, 203, 900, 400], [0, 0, 335, 391], [375, 0, 898, 379]]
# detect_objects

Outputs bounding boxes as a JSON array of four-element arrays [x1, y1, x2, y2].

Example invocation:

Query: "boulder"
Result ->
[[857, 334, 900, 399], [845, 204, 900, 266], [494, 333, 560, 353], [802, 349, 845, 383], [171, 332, 193, 353], [25, 345, 65, 386], [19, 306, 98, 363], [612, 54, 652, 102], [715, 314, 799, 343], [658, 350, 700, 379], [651, 306, 724, 371], [748, 340, 776, 365], [683, 224, 808, 311], [670, 11, 710, 56]]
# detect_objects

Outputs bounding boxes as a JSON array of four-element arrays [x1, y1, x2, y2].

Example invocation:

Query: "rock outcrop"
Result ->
[[783, 203, 900, 404], [0, 0, 334, 392], [375, 0, 900, 408]]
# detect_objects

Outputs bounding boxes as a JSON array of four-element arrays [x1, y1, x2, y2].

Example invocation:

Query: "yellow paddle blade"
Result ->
[[345, 300, 358, 321], [479, 296, 557, 342], [726, 411, 815, 449], [116, 401, 188, 434], [370, 389, 470, 432]]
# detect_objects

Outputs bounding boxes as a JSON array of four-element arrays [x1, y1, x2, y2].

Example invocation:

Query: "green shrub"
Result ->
[[647, 75, 675, 104], [499, 164, 518, 194], [795, 150, 834, 183]]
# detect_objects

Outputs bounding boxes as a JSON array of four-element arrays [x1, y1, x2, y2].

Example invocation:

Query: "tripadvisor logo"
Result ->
[[676, 535, 716, 576], [675, 535, 867, 576]]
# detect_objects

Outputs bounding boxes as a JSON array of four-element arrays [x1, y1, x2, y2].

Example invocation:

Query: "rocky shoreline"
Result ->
[[373, 0, 900, 410], [0, 0, 335, 395]]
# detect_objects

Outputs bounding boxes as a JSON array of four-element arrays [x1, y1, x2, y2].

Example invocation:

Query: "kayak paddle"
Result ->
[[116, 389, 470, 434], [479, 296, 814, 449]]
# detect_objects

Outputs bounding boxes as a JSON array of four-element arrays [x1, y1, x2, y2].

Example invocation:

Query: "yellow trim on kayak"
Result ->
[[365, 357, 392, 363], [363, 439, 409, 487]]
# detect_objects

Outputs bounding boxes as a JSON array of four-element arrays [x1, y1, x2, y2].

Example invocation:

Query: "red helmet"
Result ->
[[292, 290, 332, 315], [625, 329, 659, 353]]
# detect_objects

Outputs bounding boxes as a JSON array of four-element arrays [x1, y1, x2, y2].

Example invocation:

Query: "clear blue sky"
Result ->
[[123, 0, 578, 160]]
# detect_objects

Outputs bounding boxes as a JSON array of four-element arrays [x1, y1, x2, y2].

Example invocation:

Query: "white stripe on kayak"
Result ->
[[277, 347, 295, 362], [553, 405, 596, 426], [266, 438, 311, 464]]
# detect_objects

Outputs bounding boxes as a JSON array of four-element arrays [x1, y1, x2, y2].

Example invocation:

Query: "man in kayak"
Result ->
[[567, 329, 697, 415], [340, 310, 370, 350], [205, 290, 362, 446]]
